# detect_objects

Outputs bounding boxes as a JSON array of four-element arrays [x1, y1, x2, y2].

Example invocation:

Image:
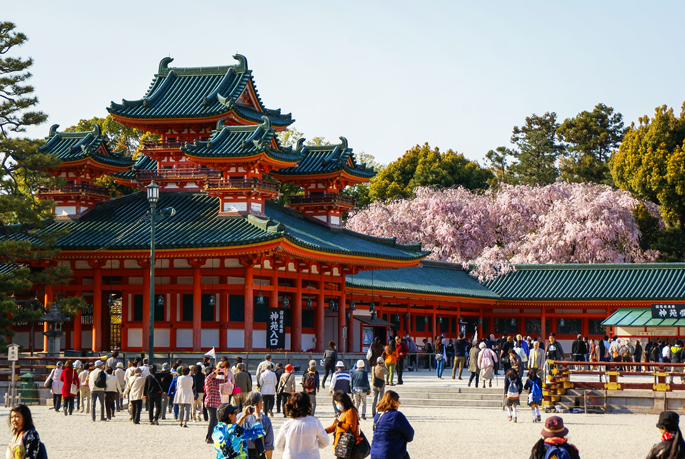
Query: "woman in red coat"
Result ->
[[59, 360, 79, 416]]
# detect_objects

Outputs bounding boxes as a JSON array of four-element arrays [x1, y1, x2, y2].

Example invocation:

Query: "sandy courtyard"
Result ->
[[0, 371, 667, 458]]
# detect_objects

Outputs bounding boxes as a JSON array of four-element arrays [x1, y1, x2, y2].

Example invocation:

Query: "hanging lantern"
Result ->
[[424, 315, 428, 324], [208, 295, 216, 307], [157, 295, 164, 307], [328, 298, 335, 310], [438, 315, 443, 324], [306, 298, 313, 309], [560, 318, 565, 327], [346, 310, 351, 320], [256, 293, 264, 305], [478, 318, 483, 326], [404, 314, 410, 320], [283, 297, 290, 308], [108, 295, 115, 307], [349, 301, 356, 311], [510, 317, 516, 326], [369, 302, 375, 312]]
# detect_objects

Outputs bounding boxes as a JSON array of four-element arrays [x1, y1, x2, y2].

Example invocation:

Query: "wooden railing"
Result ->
[[38, 183, 110, 197], [136, 169, 222, 180], [141, 140, 185, 150], [205, 178, 279, 192], [288, 193, 355, 207]]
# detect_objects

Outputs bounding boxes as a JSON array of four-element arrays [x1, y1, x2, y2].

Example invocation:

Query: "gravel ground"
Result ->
[[0, 368, 669, 458]]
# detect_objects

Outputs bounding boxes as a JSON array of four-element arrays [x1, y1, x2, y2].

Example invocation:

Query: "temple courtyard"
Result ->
[[0, 371, 668, 458]]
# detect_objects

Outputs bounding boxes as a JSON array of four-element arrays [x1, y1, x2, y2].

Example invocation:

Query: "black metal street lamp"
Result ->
[[146, 180, 175, 366]]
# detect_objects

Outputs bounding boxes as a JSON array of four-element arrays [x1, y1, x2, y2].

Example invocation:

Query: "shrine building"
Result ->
[[8, 55, 685, 354]]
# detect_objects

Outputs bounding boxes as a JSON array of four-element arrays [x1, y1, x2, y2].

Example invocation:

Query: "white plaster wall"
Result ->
[[201, 329, 220, 348], [176, 329, 193, 348], [227, 329, 244, 348], [155, 329, 170, 348], [128, 329, 142, 348]]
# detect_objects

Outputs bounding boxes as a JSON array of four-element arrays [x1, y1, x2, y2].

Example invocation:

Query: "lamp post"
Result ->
[[147, 181, 160, 365]]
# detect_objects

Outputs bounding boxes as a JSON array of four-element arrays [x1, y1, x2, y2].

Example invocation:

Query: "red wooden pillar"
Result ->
[[292, 276, 302, 352], [121, 293, 128, 351], [245, 266, 254, 352], [43, 285, 52, 352], [192, 261, 202, 351], [541, 305, 547, 340], [316, 279, 324, 352], [432, 306, 437, 341], [337, 278, 345, 351], [270, 273, 278, 309], [342, 279, 353, 352], [141, 260, 150, 351], [92, 263, 103, 352], [74, 287, 82, 351], [219, 290, 228, 351]]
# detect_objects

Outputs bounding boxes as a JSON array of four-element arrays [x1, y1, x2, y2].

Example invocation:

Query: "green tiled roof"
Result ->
[[274, 138, 376, 179], [39, 124, 133, 168], [16, 193, 426, 262], [485, 263, 685, 301], [113, 155, 157, 181], [347, 261, 499, 299], [181, 118, 300, 163], [107, 55, 293, 127], [601, 308, 685, 327]]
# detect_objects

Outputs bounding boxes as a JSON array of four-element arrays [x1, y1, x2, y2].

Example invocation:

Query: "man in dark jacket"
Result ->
[[350, 359, 371, 420], [646, 410, 685, 459], [143, 365, 163, 425], [321, 341, 338, 389], [571, 334, 587, 368], [452, 332, 469, 380], [274, 363, 285, 413], [155, 363, 174, 420], [329, 361, 351, 416], [395, 336, 408, 385], [233, 363, 252, 410]]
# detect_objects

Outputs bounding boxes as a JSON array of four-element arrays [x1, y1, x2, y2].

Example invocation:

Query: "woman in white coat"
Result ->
[[45, 361, 64, 412], [174, 366, 195, 428]]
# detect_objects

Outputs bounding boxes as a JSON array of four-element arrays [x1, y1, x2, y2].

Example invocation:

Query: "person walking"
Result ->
[[143, 365, 164, 425], [384, 341, 399, 386], [105, 350, 120, 373], [504, 369, 523, 423], [395, 336, 408, 385], [277, 364, 297, 417], [45, 361, 63, 412], [406, 336, 418, 371], [477, 342, 498, 388], [123, 368, 145, 425], [7, 405, 46, 459], [634, 339, 644, 372], [371, 358, 387, 417], [256, 354, 273, 390], [369, 337, 384, 369], [193, 364, 209, 422], [212, 404, 265, 459], [233, 363, 252, 411], [322, 341, 338, 389], [545, 333, 565, 375], [167, 368, 180, 420], [73, 360, 83, 411], [646, 411, 685, 459], [78, 361, 91, 414], [452, 332, 469, 380], [275, 392, 329, 459], [88, 360, 107, 422], [104, 367, 121, 420], [301, 361, 320, 416], [528, 340, 545, 379], [59, 360, 79, 416], [238, 392, 275, 459], [259, 362, 278, 417], [174, 366, 194, 428], [156, 363, 173, 419], [205, 365, 223, 444], [524, 369, 543, 423], [329, 361, 352, 417], [114, 362, 126, 412], [509, 349, 523, 377], [326, 391, 361, 453], [274, 363, 285, 414], [529, 416, 580, 459], [370, 390, 414, 459], [467, 340, 480, 388], [351, 359, 371, 420], [434, 336, 447, 379]]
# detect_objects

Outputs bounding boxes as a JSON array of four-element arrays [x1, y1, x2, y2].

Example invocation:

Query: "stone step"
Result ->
[[399, 397, 503, 408], [390, 386, 502, 395], [392, 391, 502, 401]]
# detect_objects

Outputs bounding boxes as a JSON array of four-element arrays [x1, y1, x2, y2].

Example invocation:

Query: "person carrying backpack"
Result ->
[[524, 369, 544, 423], [88, 360, 107, 422], [301, 360, 320, 415], [529, 416, 580, 459], [350, 359, 371, 420], [504, 369, 523, 423]]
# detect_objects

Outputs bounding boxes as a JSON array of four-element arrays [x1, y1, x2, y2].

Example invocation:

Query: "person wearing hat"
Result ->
[[212, 403, 265, 459], [351, 359, 371, 420], [646, 411, 685, 459], [88, 360, 107, 422], [277, 364, 296, 418], [73, 360, 82, 411], [529, 415, 580, 459], [301, 361, 320, 415], [371, 357, 387, 417], [328, 361, 351, 417], [123, 368, 145, 425]]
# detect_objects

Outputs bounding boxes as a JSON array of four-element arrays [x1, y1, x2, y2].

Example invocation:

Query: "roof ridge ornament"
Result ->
[[217, 93, 235, 109], [232, 54, 248, 73], [295, 138, 306, 151], [143, 98, 149, 109], [49, 124, 60, 137], [215, 117, 227, 131], [91, 123, 101, 136], [339, 136, 348, 150], [158, 57, 174, 74], [260, 115, 271, 131], [202, 96, 209, 108]]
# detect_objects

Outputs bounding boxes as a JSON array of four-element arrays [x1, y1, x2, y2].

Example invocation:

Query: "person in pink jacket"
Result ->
[[477, 342, 499, 388]]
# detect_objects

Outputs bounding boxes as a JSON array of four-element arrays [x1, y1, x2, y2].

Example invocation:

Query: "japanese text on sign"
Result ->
[[651, 304, 685, 319], [267, 308, 286, 349]]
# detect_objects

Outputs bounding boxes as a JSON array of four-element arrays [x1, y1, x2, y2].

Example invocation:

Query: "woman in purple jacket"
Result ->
[[371, 390, 414, 459]]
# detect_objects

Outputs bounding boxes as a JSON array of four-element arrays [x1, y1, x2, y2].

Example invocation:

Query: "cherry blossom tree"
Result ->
[[346, 182, 661, 281]]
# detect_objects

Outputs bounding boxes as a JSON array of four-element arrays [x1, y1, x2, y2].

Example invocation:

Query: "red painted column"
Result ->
[[337, 278, 345, 351], [219, 290, 228, 351], [74, 306, 82, 352], [270, 273, 278, 309], [141, 261, 150, 351], [432, 307, 437, 342], [316, 279, 324, 352], [43, 286, 52, 352], [121, 294, 128, 351], [192, 263, 202, 351], [541, 306, 547, 340], [92, 264, 102, 352], [292, 276, 302, 352], [244, 266, 254, 352]]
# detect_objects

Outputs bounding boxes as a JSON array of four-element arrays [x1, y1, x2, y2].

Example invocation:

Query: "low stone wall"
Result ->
[[559, 389, 685, 415]]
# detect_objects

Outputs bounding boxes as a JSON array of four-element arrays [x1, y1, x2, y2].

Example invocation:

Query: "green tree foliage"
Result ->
[[0, 22, 85, 349], [64, 114, 143, 156], [557, 103, 624, 184], [509, 112, 563, 185], [485, 146, 517, 187], [633, 205, 685, 262], [610, 104, 685, 229], [369, 143, 492, 201]]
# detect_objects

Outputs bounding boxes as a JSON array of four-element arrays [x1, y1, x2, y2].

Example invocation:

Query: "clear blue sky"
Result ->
[[5, 1, 685, 165]]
